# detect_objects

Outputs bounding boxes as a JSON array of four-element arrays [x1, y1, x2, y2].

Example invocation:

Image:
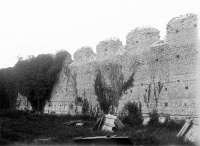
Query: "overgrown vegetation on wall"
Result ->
[[143, 80, 164, 110], [94, 61, 140, 114]]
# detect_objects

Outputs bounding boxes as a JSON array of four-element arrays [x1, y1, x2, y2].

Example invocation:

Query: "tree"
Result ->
[[0, 67, 18, 109], [15, 50, 72, 113], [0, 69, 9, 109], [94, 69, 113, 114], [82, 98, 89, 115], [94, 60, 140, 114]]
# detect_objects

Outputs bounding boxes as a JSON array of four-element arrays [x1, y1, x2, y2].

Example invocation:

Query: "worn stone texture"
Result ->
[[16, 93, 32, 111], [43, 14, 198, 118], [166, 14, 198, 46]]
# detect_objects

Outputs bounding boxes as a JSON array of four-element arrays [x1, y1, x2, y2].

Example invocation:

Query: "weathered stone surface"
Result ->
[[166, 13, 198, 46], [126, 27, 160, 54], [42, 14, 199, 119]]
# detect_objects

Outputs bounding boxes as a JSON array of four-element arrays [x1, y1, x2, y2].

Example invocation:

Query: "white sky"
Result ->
[[0, 0, 199, 69]]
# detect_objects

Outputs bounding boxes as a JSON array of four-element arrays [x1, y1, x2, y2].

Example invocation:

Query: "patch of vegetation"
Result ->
[[122, 101, 143, 127], [148, 109, 160, 127], [82, 98, 89, 115], [0, 109, 194, 145], [166, 118, 185, 131]]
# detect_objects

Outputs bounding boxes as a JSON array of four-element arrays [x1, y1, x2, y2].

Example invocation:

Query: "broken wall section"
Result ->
[[16, 93, 32, 111], [166, 13, 198, 46], [118, 27, 161, 114], [96, 37, 122, 61], [126, 27, 160, 54], [44, 56, 74, 114], [45, 13, 198, 118], [70, 47, 98, 113], [118, 14, 198, 118]]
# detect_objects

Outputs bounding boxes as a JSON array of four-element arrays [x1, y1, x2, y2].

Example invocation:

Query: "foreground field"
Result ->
[[0, 110, 194, 145]]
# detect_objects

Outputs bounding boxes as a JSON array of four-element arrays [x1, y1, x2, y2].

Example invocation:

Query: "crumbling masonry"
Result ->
[[43, 14, 198, 118]]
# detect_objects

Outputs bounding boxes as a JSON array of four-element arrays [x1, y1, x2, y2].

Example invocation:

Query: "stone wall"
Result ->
[[126, 27, 160, 54], [16, 93, 32, 111], [166, 14, 198, 46], [44, 46, 98, 114], [96, 37, 122, 61], [43, 56, 76, 114], [46, 14, 198, 118], [117, 14, 198, 117]]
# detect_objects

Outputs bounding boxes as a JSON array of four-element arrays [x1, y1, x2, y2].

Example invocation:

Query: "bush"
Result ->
[[148, 109, 159, 127], [122, 101, 143, 126], [166, 119, 185, 131]]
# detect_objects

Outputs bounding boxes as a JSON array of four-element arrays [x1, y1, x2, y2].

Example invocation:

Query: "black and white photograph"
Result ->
[[0, 0, 200, 145]]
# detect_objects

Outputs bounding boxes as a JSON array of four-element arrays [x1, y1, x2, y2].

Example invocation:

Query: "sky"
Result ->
[[0, 0, 199, 69]]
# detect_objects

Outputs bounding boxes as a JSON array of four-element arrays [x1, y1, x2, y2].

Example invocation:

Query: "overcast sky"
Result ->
[[0, 0, 199, 69]]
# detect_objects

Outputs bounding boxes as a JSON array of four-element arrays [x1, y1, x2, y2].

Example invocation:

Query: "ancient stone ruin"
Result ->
[[41, 14, 198, 118]]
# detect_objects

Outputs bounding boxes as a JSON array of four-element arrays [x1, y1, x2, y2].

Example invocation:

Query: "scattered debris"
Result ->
[[177, 118, 200, 145], [159, 116, 167, 124], [33, 138, 53, 144], [142, 116, 150, 126], [93, 114, 124, 132], [76, 123, 84, 126], [142, 115, 168, 126], [73, 135, 133, 145], [63, 120, 91, 126]]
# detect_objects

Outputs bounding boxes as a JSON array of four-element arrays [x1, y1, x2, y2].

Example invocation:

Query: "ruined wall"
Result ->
[[126, 27, 160, 54], [16, 93, 32, 110], [147, 43, 198, 116], [157, 14, 198, 117], [47, 14, 198, 118], [118, 14, 198, 118], [72, 47, 97, 108], [44, 56, 75, 114], [44, 47, 99, 114], [96, 37, 122, 61], [43, 67, 76, 114], [117, 27, 160, 113], [166, 14, 198, 46]]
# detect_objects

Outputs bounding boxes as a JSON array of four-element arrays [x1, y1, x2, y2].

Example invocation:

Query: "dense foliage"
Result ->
[[148, 109, 160, 127], [0, 68, 18, 109], [0, 50, 72, 112], [82, 98, 89, 115], [122, 101, 143, 126], [94, 70, 112, 114]]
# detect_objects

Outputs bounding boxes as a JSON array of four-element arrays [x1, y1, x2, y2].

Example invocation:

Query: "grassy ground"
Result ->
[[0, 110, 194, 145]]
